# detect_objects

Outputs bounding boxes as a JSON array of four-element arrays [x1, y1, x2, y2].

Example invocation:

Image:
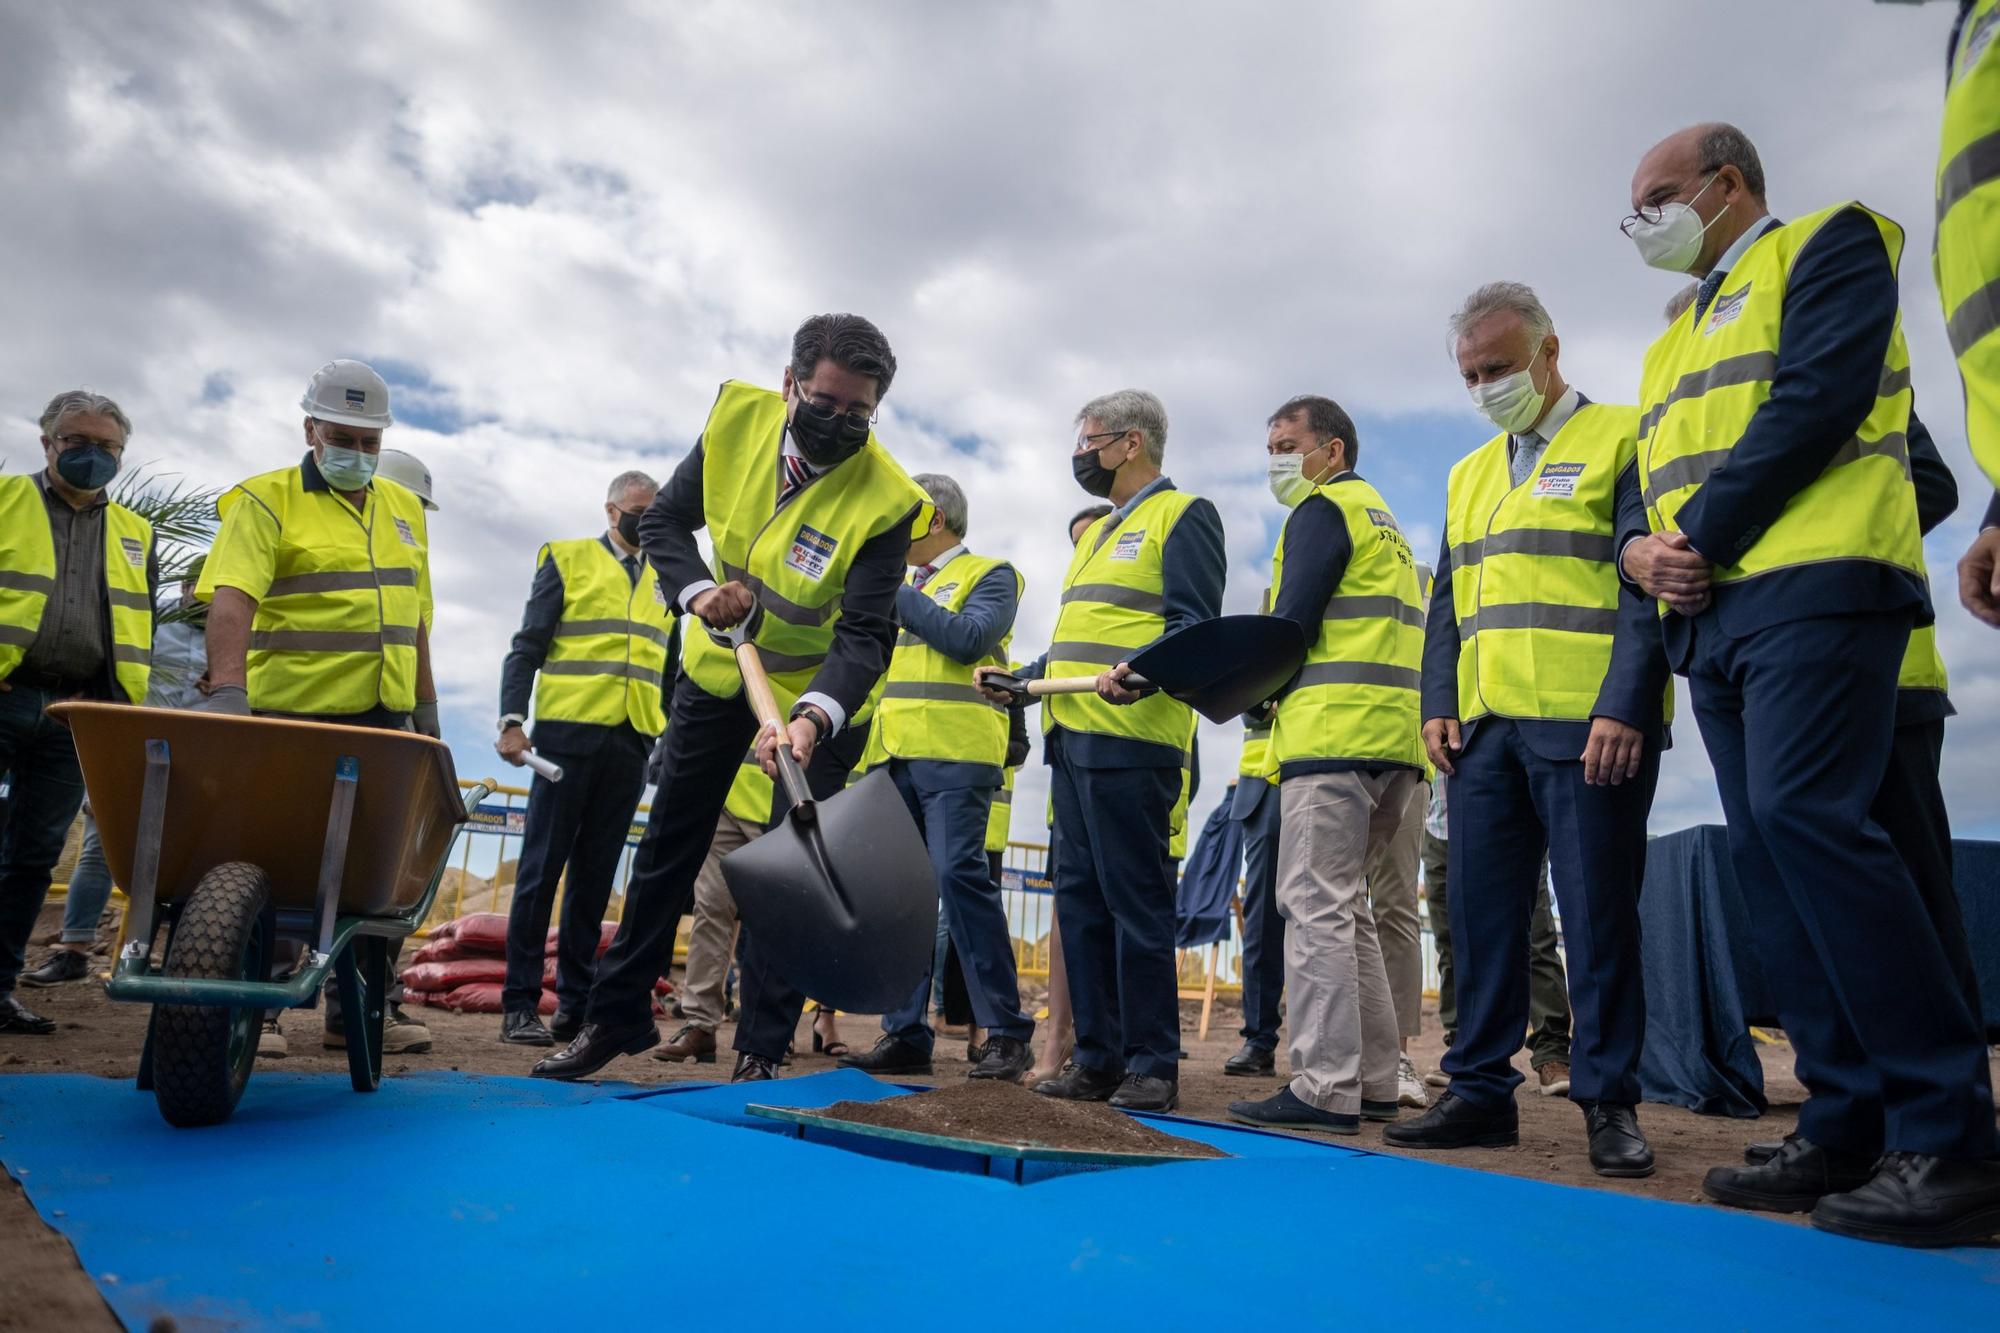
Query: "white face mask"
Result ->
[[1267, 451, 1326, 508], [1627, 171, 1729, 273], [1468, 346, 1549, 436]]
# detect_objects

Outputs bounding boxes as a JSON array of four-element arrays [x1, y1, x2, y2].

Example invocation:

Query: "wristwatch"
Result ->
[[498, 713, 526, 733], [788, 703, 828, 741]]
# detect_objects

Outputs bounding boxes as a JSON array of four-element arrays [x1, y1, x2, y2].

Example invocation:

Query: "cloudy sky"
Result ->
[[4, 0, 1995, 843]]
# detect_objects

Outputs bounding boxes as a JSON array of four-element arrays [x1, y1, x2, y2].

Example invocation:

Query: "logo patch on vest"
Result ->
[[1107, 530, 1146, 561], [1531, 462, 1585, 498], [930, 581, 960, 602], [653, 579, 669, 608], [392, 516, 418, 547], [1365, 508, 1402, 533], [118, 536, 146, 567], [1703, 286, 1749, 334], [786, 525, 839, 581]]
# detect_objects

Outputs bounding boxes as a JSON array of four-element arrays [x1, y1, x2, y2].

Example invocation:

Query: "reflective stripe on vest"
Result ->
[[877, 551, 1019, 766], [0, 475, 155, 703], [1272, 477, 1426, 769], [1044, 486, 1202, 749], [1445, 405, 1670, 724], [204, 465, 429, 715], [532, 539, 676, 735], [1939, 0, 2000, 489], [1636, 204, 1925, 593], [681, 380, 932, 716]]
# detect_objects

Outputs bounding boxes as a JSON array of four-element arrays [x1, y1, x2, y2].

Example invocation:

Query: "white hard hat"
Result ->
[[375, 448, 437, 510], [300, 359, 393, 430]]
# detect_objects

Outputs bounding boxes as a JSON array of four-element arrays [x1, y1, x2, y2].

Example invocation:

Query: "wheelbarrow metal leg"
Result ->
[[136, 1008, 157, 1091], [312, 756, 361, 964], [117, 739, 172, 979], [334, 941, 382, 1092]]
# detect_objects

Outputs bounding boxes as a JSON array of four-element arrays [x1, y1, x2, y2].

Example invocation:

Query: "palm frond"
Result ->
[[111, 464, 225, 587]]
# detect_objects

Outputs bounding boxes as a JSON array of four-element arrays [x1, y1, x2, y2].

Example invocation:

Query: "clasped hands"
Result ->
[[1621, 531, 1713, 615]]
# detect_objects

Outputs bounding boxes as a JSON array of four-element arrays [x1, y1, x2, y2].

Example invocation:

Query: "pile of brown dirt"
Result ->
[[798, 1080, 1226, 1159]]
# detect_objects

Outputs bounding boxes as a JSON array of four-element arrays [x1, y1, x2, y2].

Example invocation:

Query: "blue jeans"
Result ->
[[0, 686, 90, 996], [62, 814, 113, 944]]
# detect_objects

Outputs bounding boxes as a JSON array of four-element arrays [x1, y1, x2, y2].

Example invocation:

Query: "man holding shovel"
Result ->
[[533, 313, 930, 1084]]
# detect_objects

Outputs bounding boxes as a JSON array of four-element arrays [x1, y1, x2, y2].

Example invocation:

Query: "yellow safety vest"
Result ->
[[724, 746, 774, 828], [681, 381, 931, 715], [877, 551, 1020, 767], [532, 538, 676, 736], [0, 475, 154, 703], [1445, 404, 1670, 724], [202, 464, 431, 716], [1938, 0, 2000, 490], [1637, 204, 1924, 594], [1899, 622, 1950, 697], [986, 765, 1015, 855], [1237, 718, 1277, 786], [1044, 486, 1203, 752], [1271, 477, 1426, 770], [1169, 739, 1194, 860]]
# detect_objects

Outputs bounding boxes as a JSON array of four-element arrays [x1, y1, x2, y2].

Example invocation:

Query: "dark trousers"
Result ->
[[1237, 789, 1284, 1050], [0, 686, 87, 997], [1876, 718, 1984, 1030], [1442, 718, 1654, 1108], [586, 678, 852, 1038], [1048, 741, 1182, 1080], [881, 764, 1031, 1051], [1689, 609, 1995, 1159], [1428, 832, 1572, 1065], [502, 726, 648, 1016]]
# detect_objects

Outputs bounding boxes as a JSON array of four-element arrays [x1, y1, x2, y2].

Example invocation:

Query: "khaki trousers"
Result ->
[[679, 810, 759, 1031], [1277, 768, 1421, 1112], [1364, 778, 1427, 1042]]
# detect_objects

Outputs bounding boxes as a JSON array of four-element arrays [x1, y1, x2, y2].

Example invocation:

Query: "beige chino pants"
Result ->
[[679, 809, 760, 1032], [1364, 778, 1428, 1042]]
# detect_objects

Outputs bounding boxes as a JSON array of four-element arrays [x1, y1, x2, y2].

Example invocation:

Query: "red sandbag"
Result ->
[[409, 936, 466, 966], [544, 923, 618, 958], [452, 913, 511, 955], [402, 989, 449, 1009], [444, 981, 556, 1015], [401, 957, 508, 992]]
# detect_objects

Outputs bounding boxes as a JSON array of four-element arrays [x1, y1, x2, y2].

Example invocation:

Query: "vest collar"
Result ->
[[1710, 215, 1782, 283]]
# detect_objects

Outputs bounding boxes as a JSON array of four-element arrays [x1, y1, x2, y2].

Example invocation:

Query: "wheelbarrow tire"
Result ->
[[153, 861, 272, 1128]]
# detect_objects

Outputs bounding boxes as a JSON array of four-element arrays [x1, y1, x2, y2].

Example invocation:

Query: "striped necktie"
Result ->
[[912, 564, 936, 588], [780, 453, 813, 502]]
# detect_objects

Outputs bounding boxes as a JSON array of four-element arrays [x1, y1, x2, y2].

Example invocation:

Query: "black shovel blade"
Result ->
[[1129, 614, 1308, 724], [721, 766, 939, 1014]]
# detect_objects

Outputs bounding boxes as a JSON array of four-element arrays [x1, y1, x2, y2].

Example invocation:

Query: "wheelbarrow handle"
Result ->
[[982, 670, 1155, 704], [733, 638, 817, 814]]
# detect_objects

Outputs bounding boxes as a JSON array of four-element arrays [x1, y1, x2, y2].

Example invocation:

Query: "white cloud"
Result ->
[[2, 0, 1995, 843]]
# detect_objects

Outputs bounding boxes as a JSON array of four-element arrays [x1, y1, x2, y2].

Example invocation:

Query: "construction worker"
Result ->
[[1223, 710, 1281, 1077], [495, 471, 678, 1046], [196, 360, 438, 1055], [1225, 395, 1422, 1135], [532, 313, 929, 1083], [0, 391, 156, 1037], [980, 389, 1226, 1114], [1937, 0, 2000, 624], [374, 449, 439, 513], [1387, 284, 1667, 1177], [1616, 123, 1998, 1244], [839, 473, 1035, 1081]]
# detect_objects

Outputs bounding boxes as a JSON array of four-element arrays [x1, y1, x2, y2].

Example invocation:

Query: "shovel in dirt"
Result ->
[[718, 621, 938, 1014], [983, 613, 1308, 725]]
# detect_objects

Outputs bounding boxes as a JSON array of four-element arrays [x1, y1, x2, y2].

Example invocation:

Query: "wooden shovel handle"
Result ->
[[733, 640, 815, 812], [1026, 673, 1154, 696]]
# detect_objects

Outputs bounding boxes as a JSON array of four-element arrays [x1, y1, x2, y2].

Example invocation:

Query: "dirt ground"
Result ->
[[4, 903, 1994, 1330]]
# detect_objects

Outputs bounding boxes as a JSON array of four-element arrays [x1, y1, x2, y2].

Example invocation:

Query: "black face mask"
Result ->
[[616, 508, 644, 547], [1072, 444, 1118, 498], [55, 443, 120, 492], [788, 396, 872, 469]]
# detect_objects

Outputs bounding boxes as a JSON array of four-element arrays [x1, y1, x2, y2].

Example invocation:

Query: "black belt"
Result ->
[[4, 667, 98, 696]]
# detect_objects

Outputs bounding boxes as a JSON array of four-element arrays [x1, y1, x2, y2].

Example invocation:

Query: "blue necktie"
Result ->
[[1694, 270, 1725, 321]]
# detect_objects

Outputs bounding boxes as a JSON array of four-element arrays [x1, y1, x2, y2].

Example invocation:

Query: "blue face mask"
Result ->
[[317, 442, 379, 490], [54, 443, 120, 491]]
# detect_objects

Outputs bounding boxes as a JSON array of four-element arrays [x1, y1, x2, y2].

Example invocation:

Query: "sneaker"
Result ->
[[1228, 1085, 1359, 1135], [324, 1003, 434, 1054], [258, 1016, 289, 1059], [1536, 1061, 1571, 1096], [1424, 1067, 1451, 1089], [1398, 1055, 1430, 1108], [19, 949, 91, 987]]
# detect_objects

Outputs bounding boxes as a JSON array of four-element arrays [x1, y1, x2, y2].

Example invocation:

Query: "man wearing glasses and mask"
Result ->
[[534, 313, 930, 1083], [0, 391, 157, 1036], [494, 471, 678, 1048]]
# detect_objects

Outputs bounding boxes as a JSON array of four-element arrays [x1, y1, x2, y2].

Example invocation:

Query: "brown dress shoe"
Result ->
[[652, 1023, 718, 1064], [1536, 1061, 1571, 1096]]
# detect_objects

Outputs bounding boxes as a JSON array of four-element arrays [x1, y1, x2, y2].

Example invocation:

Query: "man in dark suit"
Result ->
[[1619, 123, 1998, 1245]]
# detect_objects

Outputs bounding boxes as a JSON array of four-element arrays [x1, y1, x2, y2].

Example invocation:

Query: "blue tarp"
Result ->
[[3, 1069, 1996, 1329]]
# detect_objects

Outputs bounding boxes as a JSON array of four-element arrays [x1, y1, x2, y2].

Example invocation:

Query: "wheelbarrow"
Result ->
[[48, 702, 492, 1128]]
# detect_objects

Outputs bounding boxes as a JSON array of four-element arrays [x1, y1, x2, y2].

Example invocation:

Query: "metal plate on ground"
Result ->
[[743, 1102, 1212, 1166]]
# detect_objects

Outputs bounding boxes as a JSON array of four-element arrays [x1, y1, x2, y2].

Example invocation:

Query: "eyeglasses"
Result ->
[[1073, 429, 1131, 453], [1621, 168, 1720, 236], [52, 433, 124, 453], [795, 390, 877, 434]]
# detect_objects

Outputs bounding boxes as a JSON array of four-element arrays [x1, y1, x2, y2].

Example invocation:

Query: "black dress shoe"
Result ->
[[1702, 1135, 1876, 1213], [1811, 1152, 2000, 1247], [0, 995, 56, 1035], [529, 1020, 659, 1080], [499, 1010, 554, 1046], [1743, 1139, 1786, 1166], [1223, 1042, 1276, 1077], [1583, 1102, 1655, 1178], [1033, 1061, 1124, 1101], [548, 1008, 584, 1043], [968, 1035, 1032, 1081], [838, 1034, 934, 1075], [1109, 1073, 1178, 1111], [19, 950, 90, 987], [1381, 1092, 1518, 1149], [732, 1052, 778, 1082]]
